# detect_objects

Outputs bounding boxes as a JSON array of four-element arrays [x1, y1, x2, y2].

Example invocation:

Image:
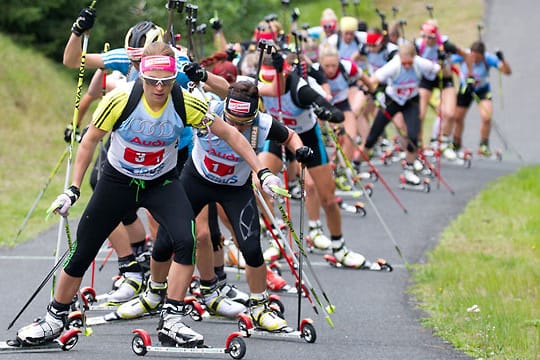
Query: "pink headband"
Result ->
[[140, 55, 176, 75]]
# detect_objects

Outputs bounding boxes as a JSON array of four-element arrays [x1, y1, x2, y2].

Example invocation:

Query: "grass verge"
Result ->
[[411, 166, 540, 359]]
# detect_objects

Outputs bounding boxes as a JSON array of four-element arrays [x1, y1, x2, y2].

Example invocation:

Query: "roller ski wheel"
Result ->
[[399, 175, 430, 193], [1, 329, 81, 352], [237, 314, 316, 343], [131, 329, 246, 359], [476, 147, 502, 162], [336, 197, 367, 216], [323, 254, 393, 271]]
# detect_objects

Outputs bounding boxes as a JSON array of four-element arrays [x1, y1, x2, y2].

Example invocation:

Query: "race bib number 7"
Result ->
[[204, 155, 235, 176], [124, 147, 164, 165]]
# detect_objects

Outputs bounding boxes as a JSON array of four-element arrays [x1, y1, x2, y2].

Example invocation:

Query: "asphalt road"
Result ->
[[0, 1, 536, 359]]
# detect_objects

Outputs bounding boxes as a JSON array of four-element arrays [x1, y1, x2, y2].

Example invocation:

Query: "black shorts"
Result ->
[[456, 87, 492, 108], [262, 124, 328, 168], [419, 76, 454, 90]]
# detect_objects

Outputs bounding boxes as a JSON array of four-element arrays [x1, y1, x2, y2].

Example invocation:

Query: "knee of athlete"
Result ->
[[63, 257, 90, 278], [196, 228, 211, 247], [151, 237, 174, 262], [238, 240, 264, 268]]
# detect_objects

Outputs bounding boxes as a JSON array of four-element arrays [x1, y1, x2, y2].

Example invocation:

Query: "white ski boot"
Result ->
[[200, 280, 246, 318], [332, 241, 367, 268], [217, 280, 250, 306], [308, 224, 331, 250], [248, 292, 287, 332], [158, 302, 204, 347], [16, 303, 68, 345], [116, 280, 166, 319]]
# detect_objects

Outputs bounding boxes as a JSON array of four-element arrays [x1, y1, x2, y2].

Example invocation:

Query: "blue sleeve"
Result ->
[[485, 53, 500, 69], [101, 48, 131, 75], [175, 54, 191, 89], [450, 53, 463, 64]]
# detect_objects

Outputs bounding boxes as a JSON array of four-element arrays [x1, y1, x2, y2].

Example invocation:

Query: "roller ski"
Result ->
[[237, 292, 316, 344], [475, 144, 502, 162], [69, 280, 167, 328], [131, 301, 247, 359], [336, 196, 367, 216], [323, 241, 392, 271], [398, 163, 431, 192], [131, 328, 246, 359], [1, 330, 81, 353], [12, 303, 82, 352]]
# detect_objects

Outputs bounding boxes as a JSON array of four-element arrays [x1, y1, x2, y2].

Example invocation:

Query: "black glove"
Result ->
[[183, 62, 208, 82], [71, 7, 96, 37], [295, 146, 314, 164], [437, 49, 446, 62], [64, 124, 81, 143], [271, 52, 284, 73], [313, 106, 332, 121], [461, 76, 475, 95], [210, 17, 222, 31], [226, 47, 236, 62], [291, 8, 300, 22], [495, 49, 504, 61]]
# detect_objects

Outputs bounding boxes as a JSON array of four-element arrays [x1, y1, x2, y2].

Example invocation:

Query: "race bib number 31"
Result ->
[[124, 147, 164, 165]]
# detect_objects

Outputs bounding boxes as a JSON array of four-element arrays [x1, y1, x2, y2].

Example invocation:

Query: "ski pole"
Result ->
[[271, 190, 336, 316], [258, 211, 318, 315], [11, 148, 69, 244], [327, 124, 410, 265], [52, 0, 96, 300], [185, 4, 199, 61], [296, 165, 306, 330], [340, 0, 349, 17], [379, 100, 456, 195], [7, 220, 72, 330], [254, 186, 335, 328], [391, 5, 399, 19], [323, 114, 409, 214]]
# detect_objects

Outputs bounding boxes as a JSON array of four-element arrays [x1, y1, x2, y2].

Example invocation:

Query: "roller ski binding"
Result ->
[[323, 242, 392, 271], [399, 163, 430, 192], [323, 254, 393, 271], [1, 330, 81, 353], [13, 303, 81, 352], [237, 293, 316, 343]]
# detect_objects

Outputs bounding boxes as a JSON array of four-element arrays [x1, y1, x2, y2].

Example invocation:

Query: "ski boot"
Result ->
[[157, 302, 204, 347], [440, 137, 457, 161], [328, 241, 367, 269], [247, 292, 288, 332], [116, 281, 167, 319], [16, 302, 68, 345], [399, 163, 430, 192], [306, 224, 331, 251], [200, 279, 246, 319], [98, 255, 145, 305], [288, 179, 302, 200], [266, 266, 288, 292]]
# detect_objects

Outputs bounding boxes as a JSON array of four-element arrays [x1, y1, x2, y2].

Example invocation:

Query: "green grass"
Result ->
[[0, 34, 91, 247], [411, 166, 540, 359]]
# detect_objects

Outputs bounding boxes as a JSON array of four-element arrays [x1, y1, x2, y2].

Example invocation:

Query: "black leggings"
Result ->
[[365, 96, 421, 152], [154, 159, 264, 268], [63, 161, 196, 277]]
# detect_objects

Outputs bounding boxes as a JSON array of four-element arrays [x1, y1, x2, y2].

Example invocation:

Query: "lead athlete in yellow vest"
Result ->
[[16, 42, 282, 348]]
